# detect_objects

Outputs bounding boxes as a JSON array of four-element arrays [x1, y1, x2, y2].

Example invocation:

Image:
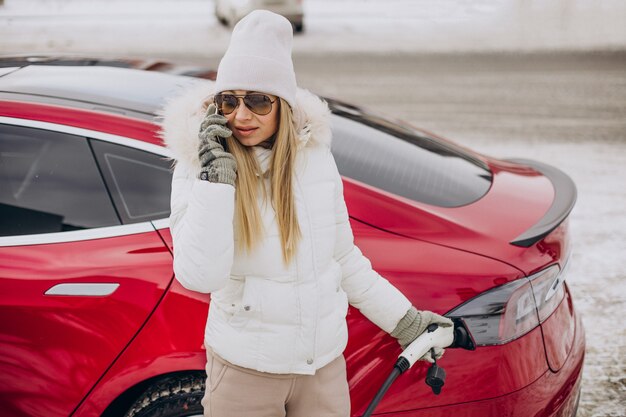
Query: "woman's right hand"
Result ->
[[198, 104, 237, 187]]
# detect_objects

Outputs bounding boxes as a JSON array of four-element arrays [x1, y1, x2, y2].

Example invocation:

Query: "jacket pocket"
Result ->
[[211, 277, 244, 316], [228, 276, 263, 328], [208, 355, 228, 393]]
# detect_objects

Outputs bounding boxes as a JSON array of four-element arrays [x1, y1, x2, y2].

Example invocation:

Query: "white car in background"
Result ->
[[215, 0, 304, 32]]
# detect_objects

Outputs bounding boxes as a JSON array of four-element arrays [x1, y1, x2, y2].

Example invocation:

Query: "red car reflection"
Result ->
[[0, 64, 584, 417]]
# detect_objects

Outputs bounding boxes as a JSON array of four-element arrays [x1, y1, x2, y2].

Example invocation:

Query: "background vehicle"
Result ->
[[0, 63, 583, 417], [215, 0, 304, 32]]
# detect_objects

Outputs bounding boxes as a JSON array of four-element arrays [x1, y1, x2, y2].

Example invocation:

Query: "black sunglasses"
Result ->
[[214, 93, 277, 116]]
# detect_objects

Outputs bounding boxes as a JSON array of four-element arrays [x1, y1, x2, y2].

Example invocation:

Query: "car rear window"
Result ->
[[329, 103, 492, 207]]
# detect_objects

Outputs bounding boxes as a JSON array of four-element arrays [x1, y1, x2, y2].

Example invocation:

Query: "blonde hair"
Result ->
[[221, 98, 301, 265]]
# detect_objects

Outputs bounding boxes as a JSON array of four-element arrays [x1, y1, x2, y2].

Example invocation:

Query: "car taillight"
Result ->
[[447, 264, 566, 346]]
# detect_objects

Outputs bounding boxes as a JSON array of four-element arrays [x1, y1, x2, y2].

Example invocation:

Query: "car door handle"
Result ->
[[44, 283, 120, 296]]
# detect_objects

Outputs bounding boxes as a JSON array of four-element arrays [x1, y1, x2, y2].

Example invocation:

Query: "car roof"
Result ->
[[0, 65, 204, 120], [0, 55, 219, 80]]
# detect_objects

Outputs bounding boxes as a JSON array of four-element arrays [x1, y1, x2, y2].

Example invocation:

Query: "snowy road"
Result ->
[[1, 0, 626, 55], [1, 0, 625, 415]]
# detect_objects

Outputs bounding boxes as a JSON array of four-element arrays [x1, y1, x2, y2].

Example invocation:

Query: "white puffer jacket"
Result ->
[[160, 81, 412, 375]]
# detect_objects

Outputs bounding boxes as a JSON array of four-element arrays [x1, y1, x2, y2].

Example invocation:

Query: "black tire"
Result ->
[[124, 373, 206, 417], [293, 21, 304, 33]]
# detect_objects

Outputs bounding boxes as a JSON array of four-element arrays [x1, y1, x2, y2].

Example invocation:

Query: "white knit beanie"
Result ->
[[215, 10, 297, 109]]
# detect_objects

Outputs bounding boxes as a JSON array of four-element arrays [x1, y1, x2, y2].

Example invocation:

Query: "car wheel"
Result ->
[[293, 21, 304, 33], [124, 373, 206, 417]]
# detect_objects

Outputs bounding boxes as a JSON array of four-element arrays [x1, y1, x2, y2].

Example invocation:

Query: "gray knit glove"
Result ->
[[197, 104, 236, 187], [390, 307, 454, 362]]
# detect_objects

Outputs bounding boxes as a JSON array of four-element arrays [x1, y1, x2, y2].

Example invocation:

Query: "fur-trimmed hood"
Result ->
[[157, 80, 332, 173]]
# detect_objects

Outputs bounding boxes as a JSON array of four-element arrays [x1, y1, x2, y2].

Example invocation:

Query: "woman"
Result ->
[[160, 10, 452, 417]]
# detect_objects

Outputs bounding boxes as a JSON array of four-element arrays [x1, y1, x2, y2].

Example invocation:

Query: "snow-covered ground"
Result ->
[[1, 1, 625, 415], [1, 0, 626, 55]]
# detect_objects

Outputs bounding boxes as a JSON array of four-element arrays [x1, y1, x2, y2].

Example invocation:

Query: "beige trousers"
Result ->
[[202, 348, 351, 417]]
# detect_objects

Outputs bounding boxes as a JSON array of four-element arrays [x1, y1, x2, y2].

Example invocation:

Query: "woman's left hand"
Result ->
[[390, 307, 453, 361]]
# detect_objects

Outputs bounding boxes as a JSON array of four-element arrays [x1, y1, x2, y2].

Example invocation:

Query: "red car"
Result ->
[[0, 63, 584, 417]]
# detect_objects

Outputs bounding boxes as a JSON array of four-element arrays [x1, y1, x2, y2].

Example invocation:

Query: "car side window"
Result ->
[[0, 124, 120, 237], [90, 139, 172, 224]]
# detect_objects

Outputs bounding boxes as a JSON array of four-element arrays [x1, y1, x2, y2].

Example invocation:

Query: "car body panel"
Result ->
[[72, 278, 207, 417], [349, 325, 548, 414], [0, 231, 173, 417], [340, 222, 546, 412], [342, 161, 560, 276], [0, 101, 160, 146], [362, 308, 584, 417]]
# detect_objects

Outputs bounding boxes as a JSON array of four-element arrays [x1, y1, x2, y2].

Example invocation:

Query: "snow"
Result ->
[[1, 0, 626, 55]]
